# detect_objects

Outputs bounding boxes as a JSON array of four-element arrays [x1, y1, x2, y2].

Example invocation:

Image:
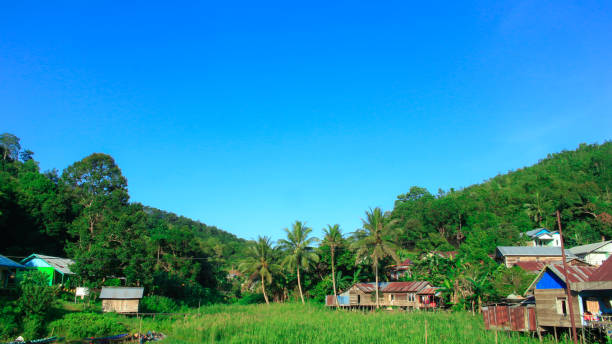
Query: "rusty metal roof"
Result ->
[[588, 257, 612, 282], [548, 263, 597, 283], [353, 281, 430, 293], [417, 287, 440, 295]]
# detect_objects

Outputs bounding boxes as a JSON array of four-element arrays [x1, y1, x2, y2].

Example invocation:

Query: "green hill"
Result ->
[[392, 142, 612, 255]]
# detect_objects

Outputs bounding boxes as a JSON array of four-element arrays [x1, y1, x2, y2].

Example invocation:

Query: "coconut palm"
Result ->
[[322, 224, 343, 306], [278, 221, 319, 304], [239, 236, 277, 305], [351, 207, 400, 308]]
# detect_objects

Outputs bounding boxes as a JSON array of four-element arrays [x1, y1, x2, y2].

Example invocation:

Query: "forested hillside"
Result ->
[[0, 133, 246, 303], [1, 132, 611, 309], [392, 142, 612, 257]]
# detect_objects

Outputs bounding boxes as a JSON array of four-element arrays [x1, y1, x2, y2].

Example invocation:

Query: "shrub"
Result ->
[[17, 270, 58, 318], [0, 304, 19, 340], [235, 293, 265, 305], [140, 295, 179, 313], [22, 315, 45, 340], [49, 313, 127, 339]]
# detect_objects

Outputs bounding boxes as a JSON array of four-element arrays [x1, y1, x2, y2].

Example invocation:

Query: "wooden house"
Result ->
[[99, 287, 144, 313], [495, 246, 576, 268], [0, 255, 24, 289], [20, 254, 75, 286], [569, 241, 612, 266], [326, 281, 441, 309], [524, 259, 612, 329]]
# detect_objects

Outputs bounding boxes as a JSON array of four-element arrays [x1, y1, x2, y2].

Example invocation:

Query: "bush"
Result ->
[[49, 313, 127, 339], [140, 295, 179, 313], [17, 270, 58, 318], [22, 315, 45, 340], [0, 304, 19, 340], [235, 293, 265, 305]]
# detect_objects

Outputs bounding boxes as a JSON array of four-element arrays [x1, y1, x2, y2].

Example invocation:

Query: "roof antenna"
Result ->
[[557, 209, 578, 344]]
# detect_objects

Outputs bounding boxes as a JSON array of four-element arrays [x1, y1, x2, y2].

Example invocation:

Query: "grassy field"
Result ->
[[88, 303, 572, 344]]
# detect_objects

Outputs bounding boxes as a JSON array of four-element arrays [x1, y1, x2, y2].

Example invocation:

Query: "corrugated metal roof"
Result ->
[[548, 263, 597, 283], [99, 287, 144, 299], [569, 241, 612, 256], [22, 254, 75, 275], [514, 261, 546, 273], [523, 228, 556, 239], [0, 255, 24, 269], [417, 287, 440, 295], [497, 246, 576, 258], [353, 281, 430, 293], [588, 257, 612, 282]]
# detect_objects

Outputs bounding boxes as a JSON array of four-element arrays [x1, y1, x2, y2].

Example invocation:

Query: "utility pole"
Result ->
[[557, 210, 578, 344]]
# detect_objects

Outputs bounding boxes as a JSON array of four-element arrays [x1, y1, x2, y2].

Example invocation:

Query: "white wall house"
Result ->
[[523, 228, 561, 247], [569, 241, 612, 266]]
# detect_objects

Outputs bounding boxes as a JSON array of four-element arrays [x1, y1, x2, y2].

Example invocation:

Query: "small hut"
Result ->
[[99, 287, 144, 313]]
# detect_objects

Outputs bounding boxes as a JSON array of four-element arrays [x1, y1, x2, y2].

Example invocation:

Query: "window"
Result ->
[[357, 295, 361, 304], [390, 294, 395, 301], [556, 297, 568, 315]]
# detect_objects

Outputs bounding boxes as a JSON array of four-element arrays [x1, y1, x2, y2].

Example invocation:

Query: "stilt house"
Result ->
[[326, 281, 441, 309]]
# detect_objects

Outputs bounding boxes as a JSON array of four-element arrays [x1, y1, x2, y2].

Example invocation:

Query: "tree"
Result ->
[[351, 207, 400, 308], [278, 221, 319, 304], [321, 224, 343, 306], [0, 133, 21, 162], [62, 153, 132, 285], [240, 236, 277, 304]]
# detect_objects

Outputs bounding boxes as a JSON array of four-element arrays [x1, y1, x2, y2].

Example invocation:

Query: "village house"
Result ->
[[522, 228, 561, 247], [569, 240, 612, 266], [524, 258, 612, 330], [495, 246, 576, 268], [325, 281, 441, 309], [0, 255, 24, 289], [20, 253, 75, 286], [99, 286, 144, 314]]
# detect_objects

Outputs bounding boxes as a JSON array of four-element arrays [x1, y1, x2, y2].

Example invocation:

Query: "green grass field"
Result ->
[[100, 304, 571, 344]]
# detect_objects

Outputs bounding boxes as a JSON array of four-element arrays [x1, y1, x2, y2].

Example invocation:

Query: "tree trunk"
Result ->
[[297, 266, 305, 304], [375, 264, 379, 309], [331, 246, 338, 307], [261, 278, 269, 305]]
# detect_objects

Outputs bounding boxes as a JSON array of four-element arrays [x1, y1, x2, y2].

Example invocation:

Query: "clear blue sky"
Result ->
[[1, 1, 611, 241]]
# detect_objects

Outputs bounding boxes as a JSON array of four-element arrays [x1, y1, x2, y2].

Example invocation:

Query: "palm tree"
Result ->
[[278, 221, 319, 304], [322, 224, 343, 306], [351, 207, 400, 308], [239, 236, 276, 305]]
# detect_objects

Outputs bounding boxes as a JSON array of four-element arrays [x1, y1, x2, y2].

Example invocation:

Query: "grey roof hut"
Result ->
[[99, 287, 144, 313]]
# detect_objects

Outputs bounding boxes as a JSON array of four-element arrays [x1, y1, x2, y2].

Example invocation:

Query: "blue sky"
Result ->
[[1, 1, 611, 241]]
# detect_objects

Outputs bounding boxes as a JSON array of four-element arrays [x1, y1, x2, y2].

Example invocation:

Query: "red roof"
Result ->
[[417, 287, 440, 295], [353, 281, 431, 293], [384, 281, 430, 292], [515, 262, 546, 273], [588, 256, 612, 282]]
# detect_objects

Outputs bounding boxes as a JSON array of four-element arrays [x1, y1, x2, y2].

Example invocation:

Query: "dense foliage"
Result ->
[[1, 132, 611, 338], [0, 133, 247, 304]]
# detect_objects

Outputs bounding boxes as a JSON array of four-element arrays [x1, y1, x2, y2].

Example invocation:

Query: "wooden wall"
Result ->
[[102, 299, 140, 313], [534, 289, 582, 328], [505, 256, 563, 268]]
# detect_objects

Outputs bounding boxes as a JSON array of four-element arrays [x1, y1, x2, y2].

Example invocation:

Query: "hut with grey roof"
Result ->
[[99, 287, 144, 313]]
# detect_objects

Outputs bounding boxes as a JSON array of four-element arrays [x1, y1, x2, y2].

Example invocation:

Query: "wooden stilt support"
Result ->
[[554, 326, 558, 343]]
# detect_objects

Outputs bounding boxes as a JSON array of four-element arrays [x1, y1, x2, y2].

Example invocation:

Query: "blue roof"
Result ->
[[0, 255, 25, 269]]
